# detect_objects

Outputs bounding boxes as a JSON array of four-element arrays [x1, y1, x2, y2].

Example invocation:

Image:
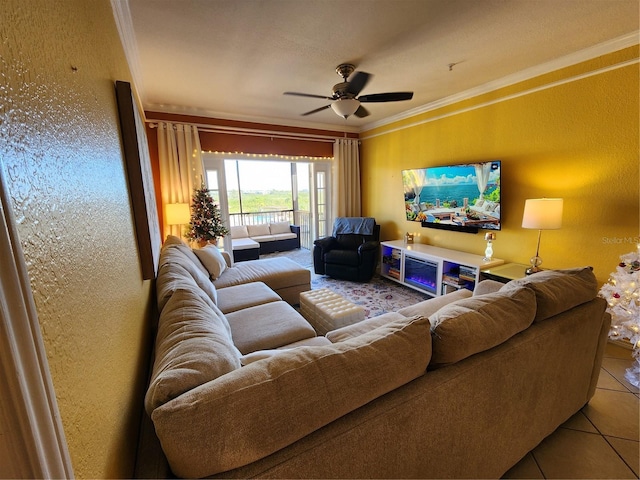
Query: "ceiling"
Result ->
[[120, 0, 639, 132]]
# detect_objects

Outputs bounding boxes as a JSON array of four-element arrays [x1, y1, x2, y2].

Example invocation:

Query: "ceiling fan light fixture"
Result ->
[[331, 98, 360, 118]]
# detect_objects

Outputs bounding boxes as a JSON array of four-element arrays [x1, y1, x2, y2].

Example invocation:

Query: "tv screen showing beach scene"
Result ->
[[403, 161, 501, 231]]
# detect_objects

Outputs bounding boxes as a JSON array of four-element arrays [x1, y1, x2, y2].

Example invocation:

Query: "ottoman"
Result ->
[[299, 288, 365, 335]]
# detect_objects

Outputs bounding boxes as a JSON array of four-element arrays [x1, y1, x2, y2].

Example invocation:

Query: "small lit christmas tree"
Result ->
[[599, 244, 640, 387], [185, 184, 229, 247]]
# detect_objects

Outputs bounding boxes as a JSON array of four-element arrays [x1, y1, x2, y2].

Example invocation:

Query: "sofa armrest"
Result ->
[[358, 240, 379, 253], [314, 236, 338, 251], [290, 225, 301, 236], [473, 279, 504, 296], [221, 251, 234, 268]]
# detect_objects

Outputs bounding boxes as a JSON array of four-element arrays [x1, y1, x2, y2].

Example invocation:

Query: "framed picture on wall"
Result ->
[[115, 80, 161, 280]]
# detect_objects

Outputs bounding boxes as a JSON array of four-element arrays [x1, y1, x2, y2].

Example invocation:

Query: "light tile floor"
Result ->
[[503, 342, 639, 479]]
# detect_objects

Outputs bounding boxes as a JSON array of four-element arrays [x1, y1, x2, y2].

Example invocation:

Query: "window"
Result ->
[[225, 160, 293, 215]]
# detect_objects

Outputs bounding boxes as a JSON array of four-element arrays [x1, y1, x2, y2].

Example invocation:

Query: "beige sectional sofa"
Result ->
[[146, 237, 610, 479]]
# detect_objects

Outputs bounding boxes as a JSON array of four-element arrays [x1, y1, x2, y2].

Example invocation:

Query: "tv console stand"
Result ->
[[380, 240, 504, 297]]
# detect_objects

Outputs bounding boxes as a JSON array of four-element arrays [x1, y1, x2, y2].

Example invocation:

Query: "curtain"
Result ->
[[474, 163, 492, 198], [333, 138, 361, 218], [157, 122, 204, 238]]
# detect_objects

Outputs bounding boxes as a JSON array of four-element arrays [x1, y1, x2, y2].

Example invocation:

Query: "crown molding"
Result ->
[[111, 0, 146, 103], [362, 30, 640, 132], [143, 103, 361, 134]]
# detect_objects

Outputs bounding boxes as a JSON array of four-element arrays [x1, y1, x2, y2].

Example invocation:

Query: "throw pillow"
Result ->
[[247, 224, 271, 237], [500, 266, 597, 322], [428, 286, 536, 368], [164, 234, 185, 246], [230, 225, 249, 239], [269, 221, 291, 235], [193, 245, 227, 280]]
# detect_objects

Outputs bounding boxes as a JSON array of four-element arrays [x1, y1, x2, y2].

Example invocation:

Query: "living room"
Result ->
[[0, 1, 638, 479]]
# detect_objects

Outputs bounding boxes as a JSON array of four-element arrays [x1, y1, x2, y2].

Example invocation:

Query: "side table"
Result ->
[[481, 263, 531, 283]]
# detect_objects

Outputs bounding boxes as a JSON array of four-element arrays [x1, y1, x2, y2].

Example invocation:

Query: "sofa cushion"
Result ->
[[269, 221, 291, 235], [151, 314, 431, 478], [193, 244, 227, 279], [156, 262, 218, 311], [145, 288, 241, 414], [157, 247, 218, 310], [225, 301, 317, 354], [216, 281, 281, 314], [239, 336, 334, 365], [271, 232, 298, 241], [247, 224, 271, 237], [231, 237, 260, 251], [250, 234, 276, 243], [397, 288, 472, 318], [429, 286, 536, 368], [159, 241, 210, 279], [277, 336, 333, 349], [335, 234, 366, 250], [325, 249, 360, 266], [326, 312, 408, 342], [212, 257, 310, 292], [500, 267, 597, 322]]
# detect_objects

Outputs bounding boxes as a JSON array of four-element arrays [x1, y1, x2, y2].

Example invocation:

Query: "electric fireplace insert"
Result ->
[[404, 255, 438, 295]]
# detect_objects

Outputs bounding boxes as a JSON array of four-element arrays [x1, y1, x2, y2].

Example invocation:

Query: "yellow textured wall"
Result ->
[[361, 47, 639, 286], [1, 1, 155, 477]]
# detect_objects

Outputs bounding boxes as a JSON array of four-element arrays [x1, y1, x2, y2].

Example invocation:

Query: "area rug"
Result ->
[[261, 248, 430, 318]]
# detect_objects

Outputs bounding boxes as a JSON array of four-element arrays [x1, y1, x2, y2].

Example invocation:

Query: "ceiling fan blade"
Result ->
[[284, 91, 334, 100], [301, 104, 331, 116], [354, 105, 370, 118], [346, 71, 371, 96], [358, 92, 413, 103]]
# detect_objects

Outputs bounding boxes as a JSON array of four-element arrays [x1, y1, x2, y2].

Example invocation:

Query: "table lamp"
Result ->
[[521, 198, 563, 275], [165, 203, 191, 237]]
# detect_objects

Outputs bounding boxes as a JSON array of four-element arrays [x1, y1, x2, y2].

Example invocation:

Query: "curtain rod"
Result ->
[[146, 119, 355, 143]]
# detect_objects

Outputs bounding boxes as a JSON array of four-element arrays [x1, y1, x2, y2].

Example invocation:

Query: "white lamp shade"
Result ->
[[522, 198, 563, 230], [331, 99, 360, 118], [165, 203, 190, 225]]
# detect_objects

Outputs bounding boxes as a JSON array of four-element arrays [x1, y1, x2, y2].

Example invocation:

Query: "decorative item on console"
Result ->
[[521, 198, 563, 275], [599, 243, 640, 387], [186, 184, 229, 248], [483, 232, 496, 261]]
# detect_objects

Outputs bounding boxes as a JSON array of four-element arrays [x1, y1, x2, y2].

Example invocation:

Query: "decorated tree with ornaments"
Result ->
[[599, 244, 640, 387], [186, 184, 229, 246]]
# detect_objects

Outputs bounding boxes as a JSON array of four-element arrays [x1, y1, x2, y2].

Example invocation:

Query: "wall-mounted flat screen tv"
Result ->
[[403, 160, 501, 233]]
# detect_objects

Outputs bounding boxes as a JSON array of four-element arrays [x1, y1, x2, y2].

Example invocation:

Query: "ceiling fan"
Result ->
[[284, 63, 413, 119]]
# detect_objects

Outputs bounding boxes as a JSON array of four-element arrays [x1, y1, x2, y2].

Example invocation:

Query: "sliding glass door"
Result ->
[[202, 153, 331, 250]]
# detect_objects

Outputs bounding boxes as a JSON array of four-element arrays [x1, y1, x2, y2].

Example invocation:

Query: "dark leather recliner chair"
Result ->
[[313, 217, 380, 282]]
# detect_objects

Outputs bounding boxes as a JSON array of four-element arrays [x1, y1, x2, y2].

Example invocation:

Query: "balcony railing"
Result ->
[[229, 210, 312, 250]]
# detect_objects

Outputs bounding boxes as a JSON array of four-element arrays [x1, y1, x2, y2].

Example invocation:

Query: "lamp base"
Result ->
[[525, 266, 542, 275], [525, 255, 543, 275]]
